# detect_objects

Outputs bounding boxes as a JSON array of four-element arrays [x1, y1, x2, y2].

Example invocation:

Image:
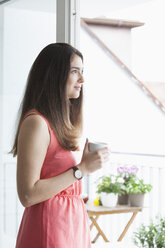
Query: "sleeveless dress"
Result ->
[[16, 110, 91, 248]]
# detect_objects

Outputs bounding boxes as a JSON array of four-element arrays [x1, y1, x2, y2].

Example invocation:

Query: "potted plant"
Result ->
[[126, 177, 152, 207], [117, 166, 139, 205], [96, 174, 124, 207], [133, 216, 165, 247]]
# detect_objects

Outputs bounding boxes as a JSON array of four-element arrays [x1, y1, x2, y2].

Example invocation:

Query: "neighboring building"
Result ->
[[80, 17, 165, 155], [82, 17, 144, 68], [144, 82, 165, 107], [80, 18, 165, 243]]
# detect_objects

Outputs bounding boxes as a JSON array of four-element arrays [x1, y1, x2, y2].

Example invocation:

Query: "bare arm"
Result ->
[[17, 115, 110, 207]]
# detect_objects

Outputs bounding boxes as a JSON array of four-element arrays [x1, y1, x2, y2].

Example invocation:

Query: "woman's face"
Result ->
[[66, 55, 84, 99]]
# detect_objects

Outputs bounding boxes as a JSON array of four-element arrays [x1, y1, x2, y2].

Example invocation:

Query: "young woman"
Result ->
[[11, 43, 110, 248]]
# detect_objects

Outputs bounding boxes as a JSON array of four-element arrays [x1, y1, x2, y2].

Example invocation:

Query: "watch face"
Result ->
[[75, 169, 82, 179]]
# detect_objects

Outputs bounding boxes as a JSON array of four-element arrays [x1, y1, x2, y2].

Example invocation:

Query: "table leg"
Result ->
[[90, 215, 99, 230], [92, 232, 100, 243], [117, 212, 138, 241], [90, 216, 109, 243]]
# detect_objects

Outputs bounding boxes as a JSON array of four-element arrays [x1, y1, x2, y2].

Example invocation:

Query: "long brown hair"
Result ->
[[10, 43, 83, 157]]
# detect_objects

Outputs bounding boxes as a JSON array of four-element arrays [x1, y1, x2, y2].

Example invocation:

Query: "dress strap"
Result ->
[[24, 109, 51, 126]]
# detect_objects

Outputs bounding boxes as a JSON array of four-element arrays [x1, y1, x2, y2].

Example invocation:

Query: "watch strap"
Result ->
[[72, 166, 78, 172]]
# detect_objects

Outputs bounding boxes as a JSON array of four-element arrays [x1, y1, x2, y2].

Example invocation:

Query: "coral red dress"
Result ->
[[16, 110, 91, 248]]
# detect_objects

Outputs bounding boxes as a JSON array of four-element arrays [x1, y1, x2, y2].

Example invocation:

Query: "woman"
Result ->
[[11, 43, 110, 248]]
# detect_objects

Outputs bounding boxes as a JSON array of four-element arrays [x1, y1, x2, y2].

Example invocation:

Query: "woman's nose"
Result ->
[[79, 73, 84, 84]]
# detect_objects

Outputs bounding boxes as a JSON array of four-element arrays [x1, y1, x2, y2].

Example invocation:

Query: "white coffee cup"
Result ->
[[88, 141, 108, 152]]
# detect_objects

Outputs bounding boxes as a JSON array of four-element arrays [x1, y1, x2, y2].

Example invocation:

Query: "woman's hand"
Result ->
[[78, 139, 110, 176]]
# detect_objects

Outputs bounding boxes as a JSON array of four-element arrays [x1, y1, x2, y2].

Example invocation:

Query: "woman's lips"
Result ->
[[74, 86, 81, 90]]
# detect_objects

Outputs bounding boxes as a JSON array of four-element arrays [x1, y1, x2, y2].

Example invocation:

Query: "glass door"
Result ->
[[0, 0, 56, 247]]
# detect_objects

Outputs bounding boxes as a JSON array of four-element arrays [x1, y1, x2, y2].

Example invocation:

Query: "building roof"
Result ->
[[81, 18, 165, 114], [82, 17, 144, 28]]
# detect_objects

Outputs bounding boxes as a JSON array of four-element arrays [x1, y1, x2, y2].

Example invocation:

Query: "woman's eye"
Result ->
[[72, 70, 77, 74]]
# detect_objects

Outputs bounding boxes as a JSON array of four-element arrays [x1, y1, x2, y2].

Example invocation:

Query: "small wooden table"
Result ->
[[85, 202, 142, 243]]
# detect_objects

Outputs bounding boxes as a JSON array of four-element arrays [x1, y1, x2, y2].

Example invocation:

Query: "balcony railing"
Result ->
[[1, 151, 165, 245], [86, 151, 165, 242]]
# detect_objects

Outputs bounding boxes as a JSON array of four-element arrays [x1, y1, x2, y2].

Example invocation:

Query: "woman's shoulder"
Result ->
[[22, 109, 51, 131], [22, 113, 48, 130], [19, 112, 50, 147], [20, 109, 59, 151]]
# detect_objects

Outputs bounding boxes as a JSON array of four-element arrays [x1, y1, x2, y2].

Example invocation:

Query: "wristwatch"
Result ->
[[72, 166, 83, 180]]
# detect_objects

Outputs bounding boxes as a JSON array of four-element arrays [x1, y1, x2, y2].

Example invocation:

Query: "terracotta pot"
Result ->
[[100, 192, 118, 207], [129, 193, 145, 207], [118, 194, 129, 205]]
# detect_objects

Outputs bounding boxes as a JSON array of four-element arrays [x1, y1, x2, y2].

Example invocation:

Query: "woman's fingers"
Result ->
[[98, 149, 110, 163], [80, 144, 111, 174], [97, 148, 110, 156], [103, 155, 110, 163]]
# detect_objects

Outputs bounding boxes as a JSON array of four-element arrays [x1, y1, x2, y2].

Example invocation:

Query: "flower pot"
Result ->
[[100, 192, 118, 207], [129, 193, 145, 207], [118, 194, 129, 205]]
